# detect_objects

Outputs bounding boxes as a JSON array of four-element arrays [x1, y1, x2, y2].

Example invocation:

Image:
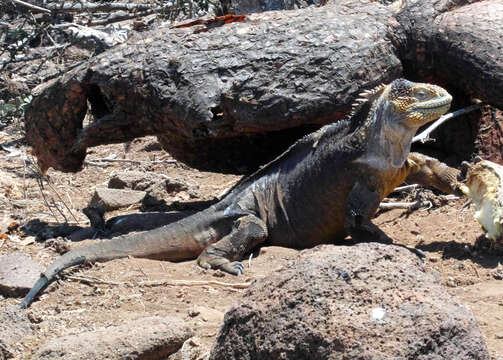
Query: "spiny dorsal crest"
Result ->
[[346, 82, 388, 133], [350, 83, 387, 114]]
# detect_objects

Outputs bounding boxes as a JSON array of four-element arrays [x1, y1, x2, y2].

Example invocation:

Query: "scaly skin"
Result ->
[[21, 78, 460, 308]]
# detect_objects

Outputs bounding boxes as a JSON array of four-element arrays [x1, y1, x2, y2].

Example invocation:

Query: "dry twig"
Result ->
[[139, 279, 251, 289], [24, 154, 78, 223], [67, 275, 122, 286], [46, 2, 159, 13], [84, 157, 177, 167], [379, 201, 426, 210], [66, 275, 251, 289], [392, 184, 419, 193]]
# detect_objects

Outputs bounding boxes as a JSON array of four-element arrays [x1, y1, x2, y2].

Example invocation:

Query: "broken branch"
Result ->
[[412, 104, 481, 144], [9, 0, 51, 14]]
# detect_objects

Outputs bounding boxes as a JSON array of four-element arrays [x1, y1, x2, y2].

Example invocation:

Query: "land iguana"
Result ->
[[20, 78, 461, 308]]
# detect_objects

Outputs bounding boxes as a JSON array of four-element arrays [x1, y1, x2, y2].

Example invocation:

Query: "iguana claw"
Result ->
[[220, 261, 245, 276]]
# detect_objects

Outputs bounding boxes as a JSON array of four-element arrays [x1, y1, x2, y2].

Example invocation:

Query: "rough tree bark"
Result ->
[[24, 0, 503, 173]]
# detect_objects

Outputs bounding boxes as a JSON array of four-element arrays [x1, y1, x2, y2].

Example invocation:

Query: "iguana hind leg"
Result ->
[[197, 214, 268, 275], [405, 152, 461, 194]]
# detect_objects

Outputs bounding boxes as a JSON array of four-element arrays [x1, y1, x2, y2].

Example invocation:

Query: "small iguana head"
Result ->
[[386, 78, 452, 127]]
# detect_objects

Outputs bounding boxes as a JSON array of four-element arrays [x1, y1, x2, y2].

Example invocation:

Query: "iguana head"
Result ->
[[385, 79, 452, 127], [353, 79, 452, 169]]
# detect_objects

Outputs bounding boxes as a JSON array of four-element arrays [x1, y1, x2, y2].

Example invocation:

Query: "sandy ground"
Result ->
[[0, 125, 502, 359]]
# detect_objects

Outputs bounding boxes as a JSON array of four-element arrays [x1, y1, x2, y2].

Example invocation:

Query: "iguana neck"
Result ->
[[352, 96, 416, 170]]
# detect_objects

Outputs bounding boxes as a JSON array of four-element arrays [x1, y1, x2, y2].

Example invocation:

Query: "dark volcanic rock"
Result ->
[[0, 252, 43, 297], [210, 243, 490, 360], [23, 0, 503, 173], [34, 316, 192, 360]]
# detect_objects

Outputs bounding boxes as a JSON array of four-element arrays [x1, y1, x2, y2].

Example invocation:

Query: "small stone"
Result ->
[[492, 270, 503, 280], [445, 276, 457, 288], [88, 187, 146, 212], [0, 252, 43, 297], [212, 270, 226, 278], [7, 221, 20, 232], [452, 263, 465, 270], [33, 316, 192, 360], [167, 336, 203, 360], [20, 236, 36, 246], [188, 308, 200, 317], [44, 237, 71, 254], [370, 307, 386, 321], [108, 171, 157, 191], [108, 171, 189, 194]]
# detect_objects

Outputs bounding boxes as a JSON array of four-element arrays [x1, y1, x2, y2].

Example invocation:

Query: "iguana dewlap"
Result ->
[[461, 160, 503, 242]]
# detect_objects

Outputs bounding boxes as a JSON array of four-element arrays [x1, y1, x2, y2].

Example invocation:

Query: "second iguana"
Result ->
[[21, 78, 461, 308]]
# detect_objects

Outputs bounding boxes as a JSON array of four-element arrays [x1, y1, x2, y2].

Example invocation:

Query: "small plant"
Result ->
[[0, 94, 32, 128]]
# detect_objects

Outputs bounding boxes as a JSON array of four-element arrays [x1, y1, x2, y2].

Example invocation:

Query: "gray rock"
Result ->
[[168, 337, 208, 360], [108, 171, 189, 195], [0, 252, 43, 297], [210, 243, 490, 360], [0, 305, 33, 359], [88, 187, 147, 212], [108, 171, 161, 191], [107, 171, 192, 210], [34, 316, 192, 360]]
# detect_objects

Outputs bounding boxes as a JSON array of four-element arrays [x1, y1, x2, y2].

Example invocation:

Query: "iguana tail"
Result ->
[[20, 211, 222, 308]]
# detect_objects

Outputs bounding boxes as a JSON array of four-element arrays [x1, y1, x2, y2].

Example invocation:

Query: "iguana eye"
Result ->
[[412, 89, 431, 100]]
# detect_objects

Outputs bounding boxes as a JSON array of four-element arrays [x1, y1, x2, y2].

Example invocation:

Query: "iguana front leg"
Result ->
[[405, 152, 461, 194], [344, 182, 425, 258], [344, 182, 391, 243], [197, 214, 268, 275]]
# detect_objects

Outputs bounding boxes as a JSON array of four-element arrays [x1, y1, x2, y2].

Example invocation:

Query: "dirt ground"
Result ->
[[0, 123, 502, 359]]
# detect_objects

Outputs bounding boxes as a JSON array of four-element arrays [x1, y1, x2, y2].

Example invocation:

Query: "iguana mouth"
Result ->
[[413, 95, 452, 110]]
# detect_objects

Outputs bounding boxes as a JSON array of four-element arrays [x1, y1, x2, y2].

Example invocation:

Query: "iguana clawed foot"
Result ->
[[197, 252, 245, 276], [197, 214, 267, 276]]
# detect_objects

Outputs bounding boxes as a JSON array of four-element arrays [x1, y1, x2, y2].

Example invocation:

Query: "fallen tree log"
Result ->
[[394, 0, 503, 107], [24, 0, 503, 173]]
